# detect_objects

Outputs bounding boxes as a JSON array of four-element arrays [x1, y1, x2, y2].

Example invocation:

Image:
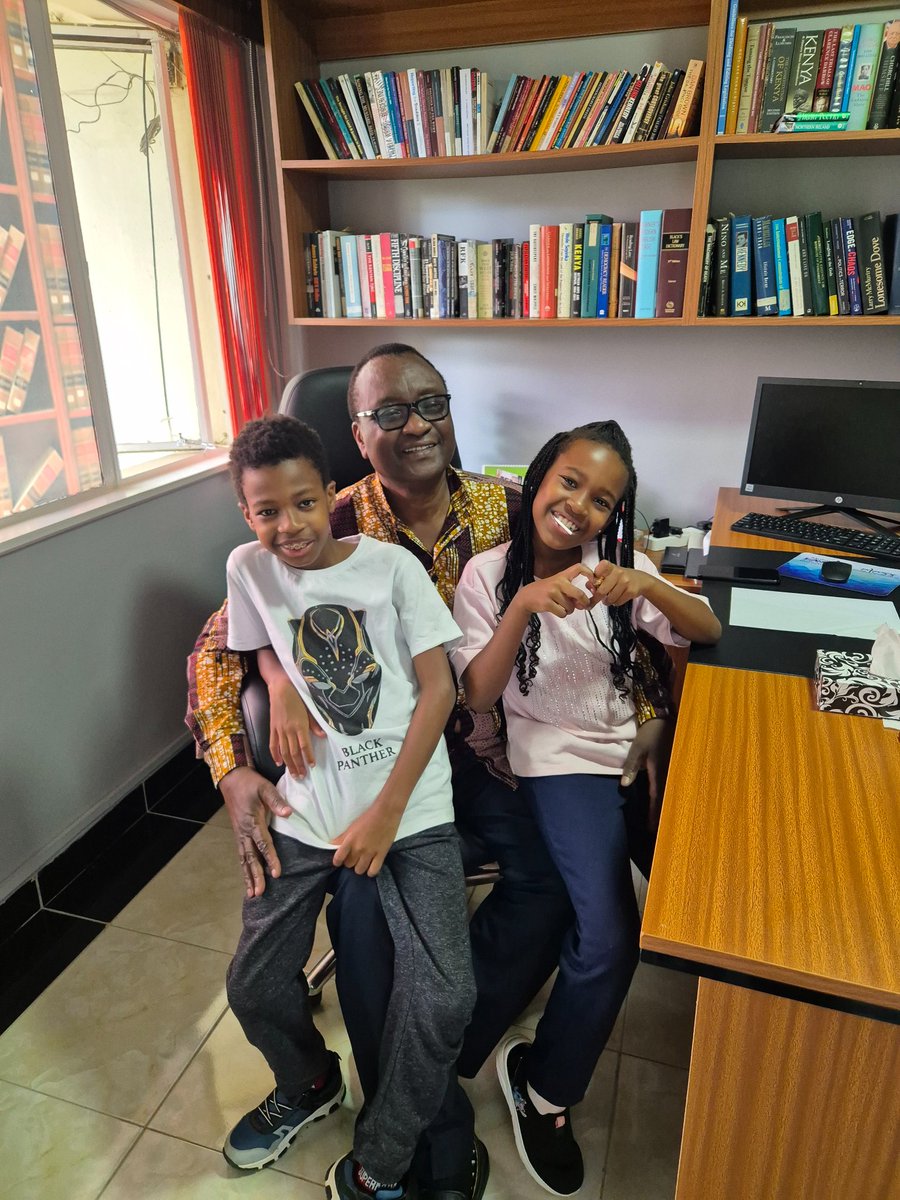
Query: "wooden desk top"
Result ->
[[641, 664, 900, 1012], [711, 486, 897, 556]]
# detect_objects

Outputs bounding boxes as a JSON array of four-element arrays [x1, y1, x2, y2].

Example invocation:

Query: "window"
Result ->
[[0, 0, 226, 524]]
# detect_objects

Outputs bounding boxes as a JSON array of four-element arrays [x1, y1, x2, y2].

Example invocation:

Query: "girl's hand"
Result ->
[[267, 678, 325, 778], [515, 563, 597, 619], [593, 560, 654, 607]]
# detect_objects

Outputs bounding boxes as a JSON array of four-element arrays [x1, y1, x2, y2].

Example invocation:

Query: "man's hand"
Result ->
[[219, 766, 292, 898], [268, 678, 326, 778], [621, 717, 675, 832], [332, 799, 403, 877]]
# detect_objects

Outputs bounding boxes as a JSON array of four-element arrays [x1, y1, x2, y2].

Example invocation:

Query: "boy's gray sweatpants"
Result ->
[[226, 823, 475, 1181]]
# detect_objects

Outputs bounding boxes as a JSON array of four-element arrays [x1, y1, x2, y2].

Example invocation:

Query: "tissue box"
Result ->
[[814, 651, 900, 719]]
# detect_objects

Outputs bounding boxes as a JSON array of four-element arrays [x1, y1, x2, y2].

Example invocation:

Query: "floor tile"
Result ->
[[38, 786, 146, 907], [468, 1025, 617, 1200], [113, 825, 244, 954], [621, 962, 697, 1070], [602, 1055, 688, 1200], [150, 764, 223, 823], [0, 1078, 140, 1200], [0, 910, 103, 1034], [101, 1129, 322, 1198], [150, 1005, 358, 1186], [207, 805, 232, 830], [0, 877, 40, 943], [48, 813, 203, 923], [0, 924, 229, 1125]]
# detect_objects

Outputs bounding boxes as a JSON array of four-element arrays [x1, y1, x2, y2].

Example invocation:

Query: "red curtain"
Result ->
[[179, 9, 271, 431]]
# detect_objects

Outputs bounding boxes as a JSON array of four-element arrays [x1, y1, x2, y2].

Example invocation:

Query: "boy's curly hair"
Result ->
[[229, 414, 331, 504]]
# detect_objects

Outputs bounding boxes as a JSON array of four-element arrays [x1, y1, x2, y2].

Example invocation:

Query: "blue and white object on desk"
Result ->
[[635, 209, 663, 318], [779, 552, 900, 597]]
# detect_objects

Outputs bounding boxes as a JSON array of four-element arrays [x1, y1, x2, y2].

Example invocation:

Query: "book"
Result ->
[[813, 28, 841, 112], [338, 233, 363, 318], [785, 215, 805, 315], [0, 436, 12, 518], [729, 214, 752, 316], [725, 18, 749, 133], [0, 327, 23, 412], [717, 0, 741, 134], [528, 224, 541, 319], [698, 221, 716, 315], [355, 236, 372, 318], [846, 23, 885, 129], [655, 208, 691, 318], [649, 69, 683, 140], [12, 447, 65, 513], [786, 31, 823, 114], [771, 217, 792, 315], [635, 209, 663, 319], [635, 68, 671, 141], [751, 216, 777, 315], [476, 242, 492, 318], [539, 225, 558, 318], [581, 217, 602, 318], [668, 59, 705, 136], [596, 225, 612, 317], [796, 215, 814, 315], [805, 212, 829, 316], [0, 226, 25, 308], [830, 26, 857, 113], [822, 221, 838, 316], [571, 223, 584, 316], [611, 64, 650, 143], [625, 62, 665, 143], [841, 217, 863, 315], [521, 239, 530, 317], [56, 324, 88, 407], [617, 222, 639, 318], [735, 23, 763, 133], [297, 83, 342, 160], [840, 25, 862, 113], [831, 217, 850, 315], [608, 222, 622, 317], [713, 215, 731, 316], [884, 213, 900, 314], [748, 22, 773, 132], [6, 328, 39, 412], [857, 211, 889, 314], [557, 223, 574, 318], [760, 26, 797, 133], [867, 21, 900, 129]]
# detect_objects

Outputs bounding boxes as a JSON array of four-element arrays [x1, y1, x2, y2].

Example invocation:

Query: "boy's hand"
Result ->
[[268, 678, 326, 778], [594, 560, 653, 607], [516, 563, 597, 619], [332, 799, 403, 877], [219, 766, 292, 898]]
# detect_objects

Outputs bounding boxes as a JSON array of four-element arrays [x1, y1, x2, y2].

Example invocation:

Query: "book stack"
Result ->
[[37, 224, 72, 317], [71, 425, 101, 489], [305, 209, 692, 320], [0, 326, 40, 411], [698, 210, 900, 317], [11, 445, 64, 513], [0, 225, 25, 307], [488, 60, 705, 151], [718, 9, 900, 134], [295, 69, 494, 159]]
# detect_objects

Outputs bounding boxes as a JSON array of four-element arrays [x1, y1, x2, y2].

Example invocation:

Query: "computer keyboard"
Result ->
[[730, 512, 900, 561]]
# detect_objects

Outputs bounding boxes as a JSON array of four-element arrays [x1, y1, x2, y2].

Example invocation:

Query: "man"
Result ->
[[186, 344, 674, 1199]]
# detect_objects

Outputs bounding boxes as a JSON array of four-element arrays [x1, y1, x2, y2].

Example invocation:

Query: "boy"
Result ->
[[223, 414, 476, 1199]]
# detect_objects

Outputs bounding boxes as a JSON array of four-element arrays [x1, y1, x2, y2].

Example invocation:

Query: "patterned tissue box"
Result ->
[[814, 650, 900, 719]]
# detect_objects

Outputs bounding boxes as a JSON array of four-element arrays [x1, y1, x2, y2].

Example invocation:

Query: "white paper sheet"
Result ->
[[729, 589, 900, 641]]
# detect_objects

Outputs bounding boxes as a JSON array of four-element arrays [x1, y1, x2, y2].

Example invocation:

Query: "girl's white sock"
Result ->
[[527, 1081, 565, 1115]]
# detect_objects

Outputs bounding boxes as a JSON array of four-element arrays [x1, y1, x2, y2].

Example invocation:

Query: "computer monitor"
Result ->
[[740, 377, 900, 529]]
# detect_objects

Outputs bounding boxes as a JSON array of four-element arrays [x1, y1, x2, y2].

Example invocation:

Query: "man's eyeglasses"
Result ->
[[356, 393, 451, 432]]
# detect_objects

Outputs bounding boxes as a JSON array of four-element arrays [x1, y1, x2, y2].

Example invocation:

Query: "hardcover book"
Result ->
[[751, 215, 777, 315], [804, 212, 829, 316], [635, 209, 663, 319], [735, 23, 763, 133], [884, 213, 900, 314], [617, 222, 639, 318], [846, 23, 885, 129], [760, 26, 797, 132], [785, 215, 805, 315], [748, 22, 773, 132], [841, 217, 863, 315], [717, 0, 741, 134], [0, 327, 23, 412], [829, 26, 857, 113], [857, 211, 889, 314], [813, 28, 841, 112], [725, 18, 748, 134], [596, 224, 612, 317], [729, 214, 752, 316], [830, 218, 850, 315], [786, 31, 823, 113], [867, 21, 900, 128], [772, 218, 792, 315], [713, 215, 731, 317], [698, 221, 716, 316], [795, 216, 814, 315], [6, 328, 39, 412], [655, 208, 691, 318]]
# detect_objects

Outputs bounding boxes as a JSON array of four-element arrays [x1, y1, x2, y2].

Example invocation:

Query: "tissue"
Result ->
[[870, 624, 900, 682]]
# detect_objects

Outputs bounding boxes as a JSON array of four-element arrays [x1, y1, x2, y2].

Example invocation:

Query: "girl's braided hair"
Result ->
[[496, 420, 646, 699]]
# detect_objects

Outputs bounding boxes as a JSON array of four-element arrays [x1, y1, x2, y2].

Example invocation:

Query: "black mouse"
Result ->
[[821, 559, 852, 583]]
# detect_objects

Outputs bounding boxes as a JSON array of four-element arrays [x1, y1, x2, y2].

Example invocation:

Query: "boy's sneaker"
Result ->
[[419, 1134, 490, 1200], [496, 1036, 584, 1197], [324, 1155, 406, 1199], [223, 1052, 344, 1170]]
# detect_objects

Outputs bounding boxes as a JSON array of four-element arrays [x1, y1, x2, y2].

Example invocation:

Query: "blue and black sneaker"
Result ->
[[325, 1154, 406, 1199], [223, 1051, 344, 1170]]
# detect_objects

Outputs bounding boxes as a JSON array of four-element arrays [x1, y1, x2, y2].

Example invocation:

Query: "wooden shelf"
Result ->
[[0, 409, 56, 425], [714, 130, 900, 160], [0, 311, 39, 321], [695, 315, 900, 326], [282, 139, 701, 181], [290, 317, 689, 327]]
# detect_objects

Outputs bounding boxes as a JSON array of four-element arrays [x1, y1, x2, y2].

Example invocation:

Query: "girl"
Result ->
[[451, 421, 720, 1197]]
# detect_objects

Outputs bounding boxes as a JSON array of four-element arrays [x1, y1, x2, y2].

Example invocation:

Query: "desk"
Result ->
[[640, 488, 900, 1200]]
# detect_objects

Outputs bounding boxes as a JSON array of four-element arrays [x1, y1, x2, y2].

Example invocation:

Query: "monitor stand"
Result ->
[[776, 504, 900, 534]]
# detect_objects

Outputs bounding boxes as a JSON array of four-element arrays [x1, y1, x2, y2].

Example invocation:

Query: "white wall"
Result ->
[[0, 472, 248, 898]]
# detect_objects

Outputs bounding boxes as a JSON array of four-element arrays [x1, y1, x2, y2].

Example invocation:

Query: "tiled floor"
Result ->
[[0, 804, 697, 1199]]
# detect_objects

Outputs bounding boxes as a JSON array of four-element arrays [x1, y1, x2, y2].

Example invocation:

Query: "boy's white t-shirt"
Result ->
[[226, 534, 461, 849], [451, 542, 710, 778]]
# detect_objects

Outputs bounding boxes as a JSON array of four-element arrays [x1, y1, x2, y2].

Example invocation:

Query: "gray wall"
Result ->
[[0, 471, 249, 899]]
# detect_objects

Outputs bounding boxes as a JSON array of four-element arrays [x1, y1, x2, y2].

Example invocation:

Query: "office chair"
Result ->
[[241, 365, 494, 1005]]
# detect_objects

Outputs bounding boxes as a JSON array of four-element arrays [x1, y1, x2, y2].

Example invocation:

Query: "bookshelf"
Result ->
[[260, 0, 900, 328], [0, 0, 100, 514]]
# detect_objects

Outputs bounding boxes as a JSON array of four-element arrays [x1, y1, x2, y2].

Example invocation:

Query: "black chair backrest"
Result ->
[[280, 364, 461, 493]]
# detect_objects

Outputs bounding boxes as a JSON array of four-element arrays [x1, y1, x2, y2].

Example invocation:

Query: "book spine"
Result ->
[[698, 221, 716, 316], [581, 220, 600, 317], [557, 223, 574, 319], [322, 78, 363, 158], [0, 226, 25, 307], [352, 75, 381, 157], [0, 328, 23, 412], [528, 224, 541, 319], [822, 220, 838, 315], [475, 242, 492, 318], [796, 216, 814, 315], [618, 222, 639, 318], [294, 82, 340, 159], [729, 214, 752, 316], [841, 218, 862, 314], [457, 240, 469, 319], [338, 234, 362, 318], [884, 213, 900, 314], [760, 27, 797, 133], [786, 31, 823, 113], [339, 75, 375, 157], [570, 223, 584, 316], [725, 18, 749, 134], [390, 232, 405, 316], [608, 223, 621, 317], [509, 241, 522, 317], [785, 216, 805, 315], [858, 211, 888, 314], [748, 22, 772, 132], [487, 75, 516, 153], [668, 60, 705, 137], [539, 225, 559, 319], [717, 0, 741, 134], [540, 72, 581, 150], [736, 24, 762, 134], [371, 73, 399, 158], [521, 240, 530, 318], [611, 65, 650, 143], [553, 71, 595, 148], [713, 215, 731, 317], [805, 212, 829, 316], [635, 209, 663, 318], [867, 21, 900, 129], [751, 215, 777, 315], [655, 208, 691, 318], [596, 225, 612, 317], [846, 24, 884, 130], [813, 29, 841, 112], [12, 448, 64, 513], [829, 27, 856, 113], [574, 72, 616, 146], [649, 70, 681, 140], [772, 218, 792, 315], [591, 73, 633, 146], [378, 233, 395, 318], [831, 218, 850, 315], [399, 232, 413, 317], [625, 63, 663, 144], [840, 25, 862, 113]]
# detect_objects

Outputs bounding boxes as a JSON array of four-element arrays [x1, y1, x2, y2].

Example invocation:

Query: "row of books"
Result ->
[[18, 92, 53, 193], [5, 0, 36, 85], [698, 210, 900, 317], [0, 224, 25, 307], [0, 326, 38, 411], [295, 70, 495, 160], [485, 60, 705, 152], [36, 223, 73, 317], [304, 210, 692, 320], [718, 9, 900, 134]]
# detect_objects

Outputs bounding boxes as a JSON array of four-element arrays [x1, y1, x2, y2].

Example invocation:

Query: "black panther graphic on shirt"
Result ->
[[289, 605, 382, 736]]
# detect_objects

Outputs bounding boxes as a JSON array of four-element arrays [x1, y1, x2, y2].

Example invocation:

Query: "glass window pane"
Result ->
[[0, 0, 102, 519]]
